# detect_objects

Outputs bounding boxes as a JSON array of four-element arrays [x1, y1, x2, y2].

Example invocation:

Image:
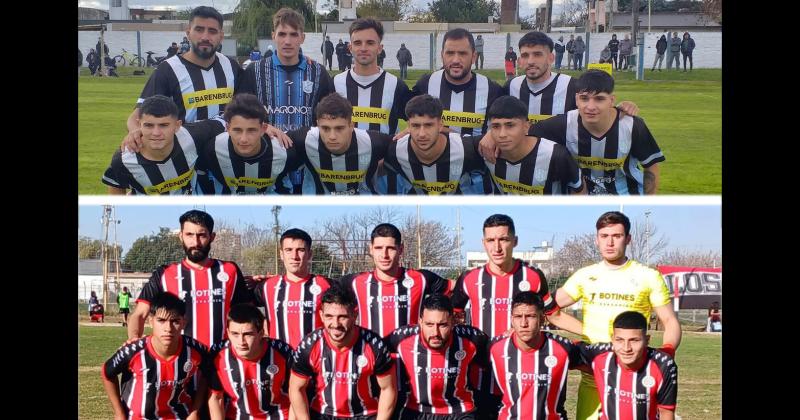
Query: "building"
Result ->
[[78, 7, 109, 20], [466, 241, 555, 277]]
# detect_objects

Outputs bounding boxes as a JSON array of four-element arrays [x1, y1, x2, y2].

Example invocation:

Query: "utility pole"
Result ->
[[645, 210, 651, 265], [272, 206, 282, 275], [101, 205, 112, 309], [546, 0, 553, 32], [112, 206, 121, 296], [416, 205, 423, 268], [455, 209, 462, 267], [632, 0, 640, 46]]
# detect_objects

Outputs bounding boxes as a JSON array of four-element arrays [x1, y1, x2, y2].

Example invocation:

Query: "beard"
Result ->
[[191, 41, 217, 59], [445, 65, 470, 81], [184, 243, 211, 263]]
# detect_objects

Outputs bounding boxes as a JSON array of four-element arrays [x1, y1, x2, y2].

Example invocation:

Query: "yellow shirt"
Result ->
[[562, 259, 671, 343]]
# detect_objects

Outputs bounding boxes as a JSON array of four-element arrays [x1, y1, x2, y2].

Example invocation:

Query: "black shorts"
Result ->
[[311, 412, 375, 420], [119, 308, 130, 314], [400, 409, 477, 420]]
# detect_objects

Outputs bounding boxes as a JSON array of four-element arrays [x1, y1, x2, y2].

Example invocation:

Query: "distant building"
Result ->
[[78, 7, 108, 20]]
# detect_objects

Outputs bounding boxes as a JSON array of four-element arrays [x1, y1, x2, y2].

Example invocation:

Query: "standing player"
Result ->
[[254, 228, 333, 349], [289, 284, 397, 420], [387, 294, 488, 420], [554, 211, 681, 420], [127, 210, 254, 348], [208, 303, 293, 420], [117, 286, 132, 327], [334, 18, 411, 135], [102, 292, 210, 420]]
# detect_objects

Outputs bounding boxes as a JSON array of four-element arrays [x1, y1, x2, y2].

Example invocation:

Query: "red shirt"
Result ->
[[255, 274, 332, 348]]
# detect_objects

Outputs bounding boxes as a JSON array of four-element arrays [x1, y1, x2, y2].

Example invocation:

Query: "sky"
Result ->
[[78, 203, 722, 259]]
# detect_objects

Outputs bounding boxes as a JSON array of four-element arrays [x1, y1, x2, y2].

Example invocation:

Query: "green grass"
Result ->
[[78, 67, 721, 194]]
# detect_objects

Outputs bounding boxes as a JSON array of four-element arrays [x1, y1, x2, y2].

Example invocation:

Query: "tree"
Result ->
[[123, 228, 184, 272], [519, 14, 538, 30], [701, 0, 722, 24], [406, 7, 437, 23], [552, 233, 599, 280], [626, 218, 669, 264], [398, 215, 459, 268], [657, 249, 721, 267], [552, 0, 587, 27], [78, 236, 104, 259], [232, 0, 316, 51], [428, 0, 499, 23], [356, 0, 409, 20], [175, 6, 194, 21]]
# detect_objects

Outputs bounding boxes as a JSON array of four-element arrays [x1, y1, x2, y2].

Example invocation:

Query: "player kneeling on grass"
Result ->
[[101, 292, 211, 420]]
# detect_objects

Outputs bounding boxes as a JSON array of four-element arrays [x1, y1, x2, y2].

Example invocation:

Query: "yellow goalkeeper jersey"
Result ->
[[562, 258, 671, 343]]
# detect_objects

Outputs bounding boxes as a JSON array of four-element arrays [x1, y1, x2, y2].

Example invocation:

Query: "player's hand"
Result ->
[[115, 413, 128, 420], [266, 124, 293, 148], [245, 275, 267, 290], [453, 310, 466, 325], [501, 328, 513, 338], [122, 129, 143, 153], [478, 131, 499, 164], [392, 127, 409, 141], [186, 411, 200, 420], [616, 100, 639, 117]]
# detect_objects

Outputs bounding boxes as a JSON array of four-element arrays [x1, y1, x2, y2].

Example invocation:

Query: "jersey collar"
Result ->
[[272, 52, 308, 70]]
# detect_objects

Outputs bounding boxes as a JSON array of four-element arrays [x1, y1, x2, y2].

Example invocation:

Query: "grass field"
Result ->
[[78, 321, 720, 420], [78, 66, 721, 195]]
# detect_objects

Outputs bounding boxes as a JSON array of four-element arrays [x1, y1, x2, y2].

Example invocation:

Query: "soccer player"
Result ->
[[289, 283, 397, 420], [554, 211, 681, 420], [334, 18, 411, 135], [378, 94, 493, 195], [208, 303, 293, 420], [254, 228, 333, 348], [483, 95, 585, 195], [102, 292, 211, 420], [117, 286, 132, 327], [387, 294, 488, 420], [532, 70, 665, 195], [128, 210, 254, 348]]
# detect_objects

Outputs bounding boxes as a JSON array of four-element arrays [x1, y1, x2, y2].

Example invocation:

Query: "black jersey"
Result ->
[[333, 69, 412, 134], [483, 137, 583, 195], [504, 73, 577, 126]]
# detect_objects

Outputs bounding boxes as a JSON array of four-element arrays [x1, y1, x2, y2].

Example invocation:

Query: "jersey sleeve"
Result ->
[[392, 79, 413, 125], [529, 265, 559, 315], [656, 357, 678, 409], [253, 280, 267, 307], [531, 114, 568, 146], [630, 116, 665, 168], [411, 74, 431, 98], [138, 66, 175, 105], [386, 326, 411, 353], [102, 151, 129, 190], [565, 78, 578, 112], [548, 333, 586, 367], [560, 270, 584, 302], [184, 118, 227, 150], [235, 64, 257, 95], [102, 339, 145, 380], [470, 328, 490, 368], [554, 144, 583, 191], [577, 342, 612, 366], [450, 271, 469, 311], [312, 68, 335, 126], [461, 135, 489, 173], [231, 263, 255, 305], [420, 269, 450, 296], [291, 338, 316, 379], [137, 268, 167, 304], [370, 335, 395, 377], [647, 269, 672, 308]]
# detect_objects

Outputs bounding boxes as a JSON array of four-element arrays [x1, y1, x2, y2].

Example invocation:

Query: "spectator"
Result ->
[[322, 35, 334, 70], [95, 38, 109, 59], [573, 35, 585, 70], [104, 54, 119, 77], [608, 34, 620, 69], [250, 45, 261, 62], [378, 48, 386, 68], [179, 36, 190, 54], [504, 46, 517, 81], [396, 43, 412, 79], [117, 287, 133, 327], [652, 34, 667, 71], [554, 36, 565, 70], [475, 34, 485, 69], [86, 48, 99, 75], [335, 38, 346, 71], [166, 42, 179, 58], [667, 31, 681, 70], [599, 46, 612, 64], [566, 34, 575, 70], [681, 31, 696, 71], [264, 44, 274, 58], [89, 291, 99, 314], [618, 33, 632, 70], [343, 41, 353, 70], [707, 301, 722, 332], [78, 48, 83, 71]]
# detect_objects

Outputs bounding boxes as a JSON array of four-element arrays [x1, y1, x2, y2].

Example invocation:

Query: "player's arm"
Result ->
[[615, 101, 639, 116], [375, 370, 397, 420], [187, 374, 208, 420], [124, 108, 143, 152], [100, 373, 128, 420], [288, 373, 311, 420], [644, 162, 660, 195], [450, 272, 469, 324], [108, 186, 128, 195], [128, 270, 162, 340], [208, 391, 225, 420], [657, 408, 675, 420], [545, 308, 583, 335], [654, 303, 682, 352]]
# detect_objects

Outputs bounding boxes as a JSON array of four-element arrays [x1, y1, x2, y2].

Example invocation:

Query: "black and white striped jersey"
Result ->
[[138, 52, 240, 122], [484, 137, 583, 195], [334, 69, 412, 134], [504, 73, 577, 126], [413, 70, 503, 137], [532, 110, 665, 195], [287, 127, 390, 195], [379, 132, 493, 195], [102, 118, 226, 195]]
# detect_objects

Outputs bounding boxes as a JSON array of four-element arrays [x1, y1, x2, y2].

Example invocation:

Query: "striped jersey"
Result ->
[[380, 133, 493, 195], [489, 331, 584, 420], [532, 110, 665, 195], [582, 344, 678, 420], [238, 54, 333, 131], [254, 274, 333, 349], [138, 52, 240, 123], [334, 69, 412, 134], [208, 338, 293, 420], [196, 132, 300, 195], [102, 119, 226, 195], [138, 259, 254, 348], [484, 137, 583, 195], [339, 268, 450, 338], [504, 73, 577, 126], [287, 127, 390, 195], [413, 70, 503, 137], [291, 327, 395, 418], [102, 336, 210, 420]]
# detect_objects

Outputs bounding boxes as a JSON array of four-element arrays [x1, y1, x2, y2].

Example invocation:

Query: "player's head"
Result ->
[[316, 93, 354, 155], [226, 303, 266, 360], [139, 95, 182, 153], [482, 214, 518, 267], [612, 34, 617, 39], [349, 18, 384, 67], [487, 95, 531, 155], [518, 31, 555, 83], [711, 301, 720, 309], [511, 291, 545, 343], [280, 228, 313, 277], [272, 8, 306, 63], [369, 223, 404, 274], [419, 294, 455, 350], [441, 28, 476, 81], [612, 311, 650, 367], [149, 292, 186, 347], [186, 6, 224, 60], [405, 94, 444, 153], [179, 210, 216, 264], [223, 93, 268, 158], [320, 283, 358, 346], [575, 70, 616, 124], [123, 287, 129, 292], [595, 211, 631, 264]]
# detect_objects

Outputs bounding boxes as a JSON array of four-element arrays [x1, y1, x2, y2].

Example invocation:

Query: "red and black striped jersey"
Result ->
[[291, 326, 395, 418], [208, 338, 293, 420], [489, 331, 584, 420], [138, 259, 254, 348], [387, 324, 488, 415], [254, 274, 333, 349], [102, 335, 210, 420], [583, 344, 678, 420], [339, 268, 450, 338]]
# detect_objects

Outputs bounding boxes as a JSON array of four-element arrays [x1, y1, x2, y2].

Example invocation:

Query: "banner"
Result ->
[[657, 266, 722, 310]]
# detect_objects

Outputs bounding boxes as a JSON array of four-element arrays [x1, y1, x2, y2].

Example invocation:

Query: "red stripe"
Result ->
[[287, 280, 303, 347], [221, 262, 238, 342], [546, 340, 568, 418], [155, 356, 175, 418], [244, 357, 261, 416], [194, 267, 211, 347], [128, 351, 145, 419]]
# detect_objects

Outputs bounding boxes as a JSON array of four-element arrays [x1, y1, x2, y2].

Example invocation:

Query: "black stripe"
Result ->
[[436, 140, 451, 184], [275, 278, 287, 342], [438, 77, 453, 109], [322, 340, 334, 414], [369, 276, 381, 335], [171, 139, 193, 194], [635, 364, 650, 420], [229, 139, 246, 194], [227, 348, 247, 417], [507, 339, 519, 419], [207, 137, 230, 194], [461, 79, 478, 137], [576, 116, 594, 188], [495, 159, 507, 182], [136, 153, 166, 188], [415, 336, 429, 408], [519, 146, 536, 186], [349, 339, 364, 415], [407, 141, 427, 192], [443, 337, 463, 412], [181, 266, 194, 338], [624, 154, 641, 195], [316, 137, 338, 193], [186, 64, 208, 121], [606, 355, 618, 420], [368, 73, 386, 132], [396, 271, 409, 328], [302, 279, 316, 338], [260, 344, 273, 413], [535, 341, 549, 418], [345, 131, 361, 192], [518, 80, 530, 107], [259, 137, 274, 194], [168, 342, 191, 418], [211, 58, 228, 117], [604, 115, 621, 195], [345, 71, 360, 106], [211, 263, 224, 345], [539, 75, 557, 115], [142, 349, 158, 418], [480, 269, 494, 336]]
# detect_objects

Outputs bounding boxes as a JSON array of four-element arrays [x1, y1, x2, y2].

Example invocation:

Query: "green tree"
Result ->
[[78, 236, 123, 260], [232, 0, 317, 52], [356, 0, 409, 20], [123, 228, 184, 272], [428, 0, 499, 23]]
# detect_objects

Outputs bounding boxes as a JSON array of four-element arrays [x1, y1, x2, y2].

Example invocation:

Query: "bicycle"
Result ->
[[113, 48, 145, 67]]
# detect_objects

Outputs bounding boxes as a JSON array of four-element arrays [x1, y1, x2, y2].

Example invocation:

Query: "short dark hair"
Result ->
[[518, 31, 554, 52], [487, 95, 529, 122], [223, 93, 268, 124], [595, 211, 631, 236], [405, 94, 443, 119], [227, 303, 265, 330], [613, 311, 648, 334], [483, 214, 515, 236], [511, 291, 544, 312], [149, 292, 186, 317], [349, 18, 384, 40], [180, 209, 215, 232], [320, 283, 357, 311], [281, 228, 312, 249], [421, 294, 454, 316], [140, 95, 179, 119], [370, 223, 402, 245], [575, 70, 615, 95], [316, 93, 353, 121], [442, 28, 475, 51], [189, 6, 224, 29]]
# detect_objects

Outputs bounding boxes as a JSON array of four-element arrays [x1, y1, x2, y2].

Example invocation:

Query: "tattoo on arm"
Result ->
[[644, 171, 656, 194]]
